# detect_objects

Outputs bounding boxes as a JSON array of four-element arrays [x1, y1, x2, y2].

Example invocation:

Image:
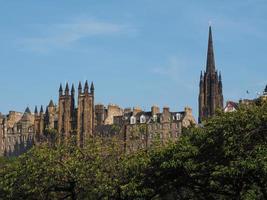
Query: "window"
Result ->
[[153, 115, 157, 122], [140, 115, 146, 123], [130, 116, 136, 124], [176, 113, 181, 120]]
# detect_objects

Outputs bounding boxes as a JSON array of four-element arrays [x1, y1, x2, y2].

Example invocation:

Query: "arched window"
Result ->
[[140, 115, 146, 123], [130, 116, 136, 124]]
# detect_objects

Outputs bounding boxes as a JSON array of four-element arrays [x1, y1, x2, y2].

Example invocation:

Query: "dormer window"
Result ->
[[130, 116, 136, 124], [153, 115, 157, 122], [176, 113, 181, 120], [140, 115, 146, 124]]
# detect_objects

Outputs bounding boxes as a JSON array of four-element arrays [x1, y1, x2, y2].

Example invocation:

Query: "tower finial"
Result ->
[[78, 81, 82, 94], [206, 26, 216, 73], [208, 20, 212, 27], [84, 80, 89, 93], [34, 106, 38, 115], [59, 84, 63, 96], [71, 84, 75, 95], [48, 100, 54, 107], [40, 105, 44, 114], [65, 83, 69, 95], [90, 81, 94, 94]]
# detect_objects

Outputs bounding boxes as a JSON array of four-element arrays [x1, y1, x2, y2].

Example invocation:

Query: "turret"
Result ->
[[46, 106, 49, 114], [84, 80, 89, 93], [65, 83, 69, 95], [40, 105, 44, 114], [25, 107, 31, 114], [90, 82, 94, 94], [78, 81, 82, 94], [48, 100, 54, 108], [71, 84, 75, 96], [34, 106, 38, 116], [59, 84, 63, 96]]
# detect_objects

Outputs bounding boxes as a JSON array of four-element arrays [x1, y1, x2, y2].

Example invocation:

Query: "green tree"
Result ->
[[0, 136, 124, 199], [1, 102, 267, 200], [120, 102, 267, 199]]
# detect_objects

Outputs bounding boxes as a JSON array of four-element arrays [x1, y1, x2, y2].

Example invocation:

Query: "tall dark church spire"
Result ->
[[206, 26, 216, 73], [199, 26, 224, 123]]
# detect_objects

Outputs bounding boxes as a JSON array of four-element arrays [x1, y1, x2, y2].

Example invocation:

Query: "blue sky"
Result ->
[[0, 0, 267, 118]]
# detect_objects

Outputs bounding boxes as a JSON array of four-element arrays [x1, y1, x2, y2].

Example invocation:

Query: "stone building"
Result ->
[[199, 26, 224, 123], [76, 81, 94, 147], [34, 81, 95, 147], [224, 85, 267, 112], [224, 101, 238, 113], [0, 72, 200, 157], [0, 109, 35, 156], [95, 104, 124, 126], [95, 105, 196, 152]]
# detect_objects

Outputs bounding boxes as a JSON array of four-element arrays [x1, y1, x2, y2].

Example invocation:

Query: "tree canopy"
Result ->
[[0, 102, 267, 199]]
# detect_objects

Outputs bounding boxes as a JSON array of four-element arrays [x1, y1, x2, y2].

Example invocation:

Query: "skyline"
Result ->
[[1, 1, 267, 118]]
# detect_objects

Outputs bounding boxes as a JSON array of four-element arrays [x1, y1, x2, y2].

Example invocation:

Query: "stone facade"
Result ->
[[77, 81, 94, 147], [95, 104, 124, 125], [33, 81, 95, 148], [96, 105, 196, 153], [0, 80, 95, 156], [0, 109, 34, 156], [199, 26, 224, 123]]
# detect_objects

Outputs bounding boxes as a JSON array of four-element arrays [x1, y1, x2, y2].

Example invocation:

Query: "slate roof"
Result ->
[[24, 107, 31, 114], [48, 100, 54, 107]]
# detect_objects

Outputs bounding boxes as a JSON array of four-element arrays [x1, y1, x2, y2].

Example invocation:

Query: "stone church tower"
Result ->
[[199, 26, 223, 123], [77, 81, 95, 147], [58, 83, 75, 140]]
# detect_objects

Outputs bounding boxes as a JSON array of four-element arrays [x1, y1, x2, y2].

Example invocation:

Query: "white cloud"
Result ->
[[18, 18, 136, 52]]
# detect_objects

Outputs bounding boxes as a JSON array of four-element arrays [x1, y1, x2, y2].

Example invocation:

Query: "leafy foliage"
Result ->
[[121, 102, 267, 199], [0, 102, 267, 199]]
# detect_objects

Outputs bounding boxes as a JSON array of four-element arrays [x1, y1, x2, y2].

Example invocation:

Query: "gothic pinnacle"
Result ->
[[40, 105, 44, 114], [90, 81, 94, 93], [34, 106, 38, 114], [59, 83, 63, 95], [65, 83, 69, 95], [206, 26, 216, 73], [78, 81, 82, 94], [84, 80, 89, 92], [71, 84, 75, 94]]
